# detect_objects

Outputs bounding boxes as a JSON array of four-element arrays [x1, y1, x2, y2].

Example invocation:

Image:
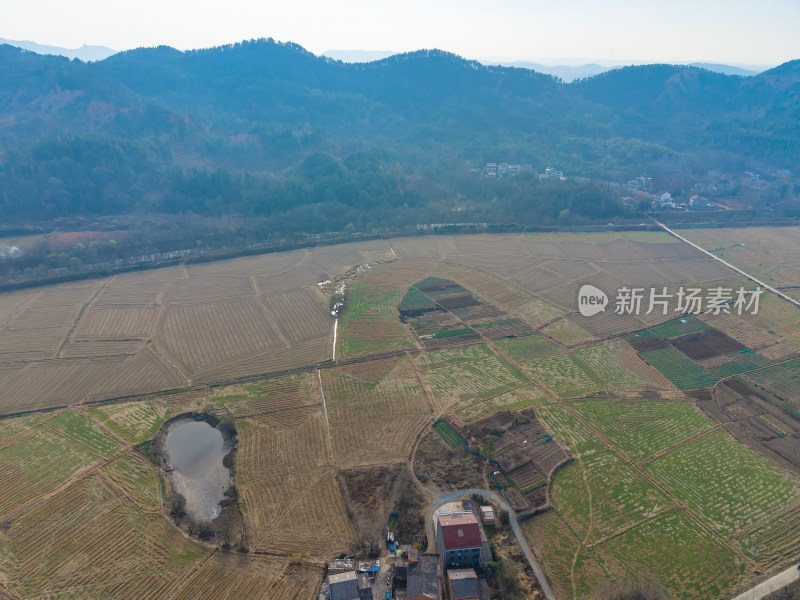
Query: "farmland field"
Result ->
[[496, 336, 671, 398], [46, 409, 123, 458], [681, 226, 800, 302], [0, 230, 800, 598], [639, 345, 719, 390], [337, 277, 417, 358], [646, 430, 800, 536], [599, 511, 745, 600], [415, 344, 529, 409], [551, 450, 670, 543], [570, 400, 715, 461], [456, 384, 550, 423], [0, 475, 209, 599], [0, 425, 97, 520]]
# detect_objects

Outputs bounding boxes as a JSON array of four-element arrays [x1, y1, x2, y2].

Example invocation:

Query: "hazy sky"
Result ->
[[4, 0, 799, 66]]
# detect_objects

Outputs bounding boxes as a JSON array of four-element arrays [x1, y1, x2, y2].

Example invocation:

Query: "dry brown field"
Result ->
[[1, 230, 800, 599], [681, 226, 800, 302]]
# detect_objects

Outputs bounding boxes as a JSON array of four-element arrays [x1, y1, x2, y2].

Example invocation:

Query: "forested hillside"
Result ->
[[0, 39, 797, 281]]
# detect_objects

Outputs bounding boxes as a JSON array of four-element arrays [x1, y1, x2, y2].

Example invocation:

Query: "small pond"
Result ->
[[164, 418, 232, 522]]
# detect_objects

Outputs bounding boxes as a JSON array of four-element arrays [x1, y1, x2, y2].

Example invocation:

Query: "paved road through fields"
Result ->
[[732, 563, 800, 600], [426, 488, 557, 600], [654, 219, 800, 310]]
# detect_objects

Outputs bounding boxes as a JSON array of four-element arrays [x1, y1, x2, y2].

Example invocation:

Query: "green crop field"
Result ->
[[570, 400, 715, 461], [535, 404, 605, 457], [649, 315, 709, 339], [413, 343, 496, 370], [550, 451, 670, 544], [523, 510, 608, 599], [434, 327, 475, 338], [0, 426, 97, 520], [516, 353, 600, 398], [88, 401, 165, 444], [495, 334, 563, 361], [421, 347, 529, 407], [48, 410, 122, 458], [709, 354, 772, 378], [572, 341, 663, 391], [338, 280, 416, 358], [639, 346, 719, 389], [599, 511, 746, 600], [0, 412, 45, 440], [398, 287, 438, 312], [646, 430, 800, 536], [745, 363, 800, 398], [456, 385, 550, 423], [499, 338, 665, 398], [738, 504, 800, 562], [541, 318, 595, 345], [433, 420, 466, 448]]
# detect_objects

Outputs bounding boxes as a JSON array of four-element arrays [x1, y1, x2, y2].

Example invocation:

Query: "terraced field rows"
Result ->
[[88, 346, 187, 400], [88, 399, 164, 444], [74, 305, 160, 338], [47, 410, 122, 457], [336, 278, 416, 359], [570, 400, 715, 461], [3, 475, 207, 599], [323, 361, 432, 465], [551, 451, 671, 544], [0, 357, 127, 412], [156, 298, 285, 374], [0, 426, 96, 519], [239, 468, 353, 555], [102, 451, 161, 509], [646, 430, 800, 536], [599, 511, 745, 600], [738, 502, 800, 562], [419, 348, 528, 408], [164, 276, 254, 304], [236, 415, 330, 481], [171, 553, 322, 600], [639, 346, 719, 390], [261, 288, 330, 343]]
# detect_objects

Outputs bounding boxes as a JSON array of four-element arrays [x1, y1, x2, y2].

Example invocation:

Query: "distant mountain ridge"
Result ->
[[3, 37, 766, 81], [0, 38, 797, 233], [321, 50, 766, 82], [0, 39, 795, 150], [0, 38, 117, 61]]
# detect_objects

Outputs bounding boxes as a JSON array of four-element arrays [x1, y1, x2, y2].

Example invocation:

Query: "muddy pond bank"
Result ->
[[152, 413, 245, 548]]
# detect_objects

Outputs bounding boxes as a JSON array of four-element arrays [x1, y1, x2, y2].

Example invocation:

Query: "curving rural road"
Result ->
[[426, 488, 557, 600]]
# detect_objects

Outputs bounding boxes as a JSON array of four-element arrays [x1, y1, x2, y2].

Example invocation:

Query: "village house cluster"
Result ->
[[470, 160, 792, 214], [321, 501, 498, 600]]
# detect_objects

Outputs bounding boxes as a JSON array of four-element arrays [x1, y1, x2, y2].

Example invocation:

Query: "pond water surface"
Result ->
[[165, 419, 231, 521]]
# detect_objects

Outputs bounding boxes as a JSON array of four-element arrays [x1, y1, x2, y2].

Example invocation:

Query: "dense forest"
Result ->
[[0, 39, 798, 281]]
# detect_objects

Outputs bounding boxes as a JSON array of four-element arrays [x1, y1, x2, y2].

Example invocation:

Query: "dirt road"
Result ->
[[426, 488, 557, 600]]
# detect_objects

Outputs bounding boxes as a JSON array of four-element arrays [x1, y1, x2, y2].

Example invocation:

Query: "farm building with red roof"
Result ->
[[435, 512, 483, 569]]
